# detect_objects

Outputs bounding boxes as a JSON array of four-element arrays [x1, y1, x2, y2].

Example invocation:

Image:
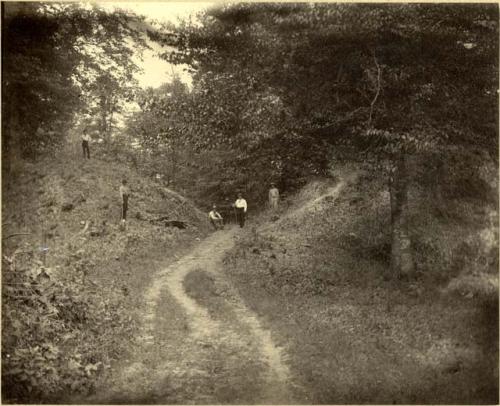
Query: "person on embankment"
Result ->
[[82, 128, 91, 159], [119, 179, 130, 225], [269, 182, 279, 210]]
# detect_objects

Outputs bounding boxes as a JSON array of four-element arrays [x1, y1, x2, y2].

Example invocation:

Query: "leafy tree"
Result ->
[[73, 5, 146, 141], [2, 2, 81, 165], [128, 77, 192, 185], [152, 3, 498, 276], [1, 2, 146, 168]]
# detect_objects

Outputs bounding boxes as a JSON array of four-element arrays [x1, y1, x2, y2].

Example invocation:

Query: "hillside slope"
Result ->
[[222, 162, 498, 404], [2, 153, 497, 403], [2, 154, 210, 403]]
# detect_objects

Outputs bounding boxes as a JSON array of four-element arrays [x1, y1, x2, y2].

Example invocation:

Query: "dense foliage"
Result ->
[[155, 3, 498, 155], [1, 3, 146, 164], [146, 3, 498, 274], [1, 3, 498, 401], [127, 75, 331, 206], [2, 246, 135, 402]]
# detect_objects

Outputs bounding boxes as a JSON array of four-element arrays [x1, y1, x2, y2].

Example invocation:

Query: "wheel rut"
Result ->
[[93, 226, 295, 404]]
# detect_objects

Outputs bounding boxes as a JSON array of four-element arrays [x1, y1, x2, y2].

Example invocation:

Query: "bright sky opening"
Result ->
[[100, 2, 213, 88]]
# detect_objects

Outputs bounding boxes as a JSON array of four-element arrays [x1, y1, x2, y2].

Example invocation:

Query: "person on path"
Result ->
[[82, 128, 91, 159], [208, 204, 224, 230], [269, 182, 280, 210], [119, 179, 130, 222], [234, 193, 247, 228]]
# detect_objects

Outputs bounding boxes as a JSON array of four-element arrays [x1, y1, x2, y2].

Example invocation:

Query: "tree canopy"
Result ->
[[153, 3, 497, 158], [144, 3, 498, 275], [2, 2, 147, 162]]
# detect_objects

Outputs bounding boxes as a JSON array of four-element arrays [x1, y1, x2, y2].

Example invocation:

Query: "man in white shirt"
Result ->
[[234, 193, 247, 228], [208, 204, 224, 230], [269, 182, 279, 210], [82, 128, 91, 159]]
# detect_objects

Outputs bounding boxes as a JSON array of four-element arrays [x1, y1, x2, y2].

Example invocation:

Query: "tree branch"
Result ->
[[368, 52, 382, 128], [307, 106, 366, 138]]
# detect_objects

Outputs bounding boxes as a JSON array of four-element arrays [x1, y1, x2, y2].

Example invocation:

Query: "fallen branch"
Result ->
[[160, 186, 189, 204], [68, 221, 89, 242], [3, 282, 40, 286], [3, 233, 31, 241], [150, 217, 188, 229]]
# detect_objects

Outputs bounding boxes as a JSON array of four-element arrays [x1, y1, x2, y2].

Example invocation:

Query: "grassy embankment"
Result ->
[[2, 151, 209, 403], [222, 162, 498, 404]]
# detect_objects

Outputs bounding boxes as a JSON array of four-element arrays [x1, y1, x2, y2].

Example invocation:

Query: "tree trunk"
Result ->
[[4, 86, 23, 175], [108, 109, 114, 135], [389, 152, 415, 279], [433, 158, 447, 218], [100, 95, 109, 141], [171, 146, 177, 186]]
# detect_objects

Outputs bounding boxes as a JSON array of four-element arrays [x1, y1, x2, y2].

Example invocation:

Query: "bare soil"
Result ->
[[88, 227, 297, 404]]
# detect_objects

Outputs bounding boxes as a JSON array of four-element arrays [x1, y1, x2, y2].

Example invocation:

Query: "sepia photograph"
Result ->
[[1, 1, 498, 404]]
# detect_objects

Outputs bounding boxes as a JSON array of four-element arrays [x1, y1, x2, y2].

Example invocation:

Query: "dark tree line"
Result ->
[[2, 3, 497, 277], [142, 3, 498, 276]]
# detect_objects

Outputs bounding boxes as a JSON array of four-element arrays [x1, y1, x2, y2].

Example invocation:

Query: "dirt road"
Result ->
[[91, 226, 296, 404]]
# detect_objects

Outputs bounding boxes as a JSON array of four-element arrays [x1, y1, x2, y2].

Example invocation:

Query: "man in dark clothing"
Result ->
[[82, 128, 91, 159], [120, 179, 130, 221]]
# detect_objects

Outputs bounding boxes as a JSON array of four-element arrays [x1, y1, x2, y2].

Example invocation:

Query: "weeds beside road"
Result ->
[[2, 156, 210, 403], [3, 156, 497, 404], [223, 169, 498, 404]]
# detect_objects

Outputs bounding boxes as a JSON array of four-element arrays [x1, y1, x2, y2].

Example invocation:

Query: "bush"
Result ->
[[2, 249, 135, 403]]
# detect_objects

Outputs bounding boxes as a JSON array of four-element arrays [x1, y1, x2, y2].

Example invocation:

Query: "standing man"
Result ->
[[269, 182, 280, 210], [119, 179, 130, 223], [208, 204, 224, 230], [82, 128, 91, 159], [234, 192, 247, 228]]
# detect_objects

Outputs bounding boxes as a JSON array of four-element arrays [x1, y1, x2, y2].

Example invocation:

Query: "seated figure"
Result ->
[[208, 204, 224, 230]]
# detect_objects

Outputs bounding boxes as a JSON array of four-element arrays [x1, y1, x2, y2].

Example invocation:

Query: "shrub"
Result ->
[[2, 250, 135, 403]]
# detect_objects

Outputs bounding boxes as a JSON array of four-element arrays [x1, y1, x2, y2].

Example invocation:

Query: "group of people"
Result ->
[[116, 183, 279, 231], [208, 183, 280, 230], [81, 128, 280, 230]]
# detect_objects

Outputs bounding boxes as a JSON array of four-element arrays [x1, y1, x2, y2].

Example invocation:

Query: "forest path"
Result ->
[[259, 170, 355, 237], [89, 225, 296, 404]]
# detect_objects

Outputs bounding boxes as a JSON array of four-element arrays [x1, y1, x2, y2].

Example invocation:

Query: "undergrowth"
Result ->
[[222, 160, 498, 404], [2, 246, 135, 403], [2, 150, 209, 403]]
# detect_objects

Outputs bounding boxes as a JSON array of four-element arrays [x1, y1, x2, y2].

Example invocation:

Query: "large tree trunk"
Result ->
[[389, 153, 415, 279]]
